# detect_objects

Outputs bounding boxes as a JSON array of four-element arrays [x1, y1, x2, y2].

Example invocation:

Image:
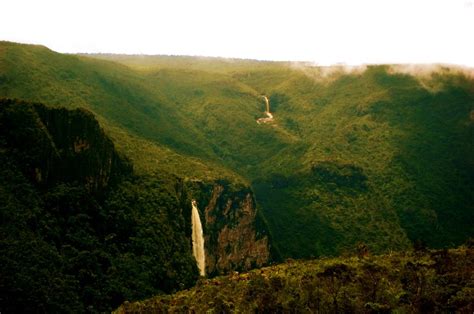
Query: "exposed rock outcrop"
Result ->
[[186, 180, 271, 276], [0, 98, 131, 193]]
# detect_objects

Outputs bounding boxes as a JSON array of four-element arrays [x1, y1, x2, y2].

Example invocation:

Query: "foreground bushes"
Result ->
[[117, 247, 473, 313]]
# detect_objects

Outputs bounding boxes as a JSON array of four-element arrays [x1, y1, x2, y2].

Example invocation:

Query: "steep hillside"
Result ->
[[79, 53, 474, 257], [244, 66, 474, 257], [0, 41, 243, 181], [0, 99, 271, 312], [0, 99, 191, 311], [116, 246, 474, 313], [1, 41, 473, 261]]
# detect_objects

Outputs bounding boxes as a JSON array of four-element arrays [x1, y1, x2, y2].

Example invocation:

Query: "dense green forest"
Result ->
[[116, 246, 474, 313], [0, 99, 199, 312], [1, 41, 473, 312], [1, 41, 472, 259]]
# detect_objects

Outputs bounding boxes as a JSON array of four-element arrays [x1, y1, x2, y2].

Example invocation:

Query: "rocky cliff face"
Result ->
[[0, 98, 131, 192], [187, 180, 271, 276]]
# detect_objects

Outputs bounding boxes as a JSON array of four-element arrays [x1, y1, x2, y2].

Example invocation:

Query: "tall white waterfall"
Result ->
[[191, 200, 206, 276]]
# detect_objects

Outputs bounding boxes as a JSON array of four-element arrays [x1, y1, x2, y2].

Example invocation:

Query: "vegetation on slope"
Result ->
[[1, 41, 473, 261], [0, 41, 244, 183], [0, 99, 199, 313], [249, 66, 474, 257], [73, 53, 474, 258], [116, 246, 474, 313]]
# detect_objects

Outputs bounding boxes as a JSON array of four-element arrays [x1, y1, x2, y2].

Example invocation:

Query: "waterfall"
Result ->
[[257, 95, 273, 123], [263, 95, 270, 114], [191, 200, 206, 276]]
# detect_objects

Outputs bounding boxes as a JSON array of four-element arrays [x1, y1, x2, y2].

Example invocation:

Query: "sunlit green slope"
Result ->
[[2, 41, 473, 259]]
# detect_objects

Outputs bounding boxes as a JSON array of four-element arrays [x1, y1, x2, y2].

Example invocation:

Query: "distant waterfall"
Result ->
[[257, 95, 273, 124], [263, 95, 271, 114], [191, 200, 206, 276]]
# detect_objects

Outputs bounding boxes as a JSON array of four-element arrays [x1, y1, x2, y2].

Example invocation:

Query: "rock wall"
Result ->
[[187, 180, 271, 276], [0, 98, 131, 193]]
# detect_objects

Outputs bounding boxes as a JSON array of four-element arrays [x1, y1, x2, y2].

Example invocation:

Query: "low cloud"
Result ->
[[288, 62, 368, 82], [287, 62, 474, 88]]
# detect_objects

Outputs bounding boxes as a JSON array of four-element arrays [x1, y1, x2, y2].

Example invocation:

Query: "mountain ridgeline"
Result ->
[[1, 41, 473, 311]]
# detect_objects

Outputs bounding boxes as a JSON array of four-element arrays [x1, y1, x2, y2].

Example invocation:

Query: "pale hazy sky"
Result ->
[[1, 0, 473, 66]]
